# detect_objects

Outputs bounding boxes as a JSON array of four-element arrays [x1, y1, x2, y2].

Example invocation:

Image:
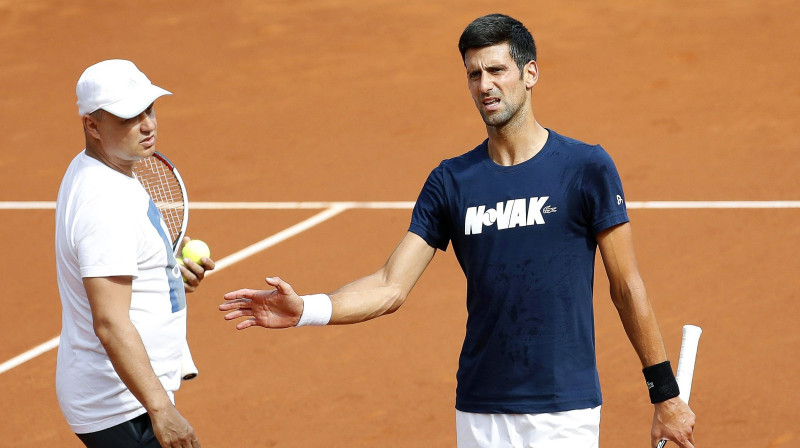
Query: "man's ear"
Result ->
[[83, 114, 101, 140], [524, 60, 539, 89]]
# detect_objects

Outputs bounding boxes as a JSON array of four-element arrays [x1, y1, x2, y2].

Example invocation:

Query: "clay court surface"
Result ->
[[1, 0, 799, 446]]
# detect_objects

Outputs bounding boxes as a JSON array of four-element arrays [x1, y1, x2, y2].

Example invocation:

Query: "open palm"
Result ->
[[220, 277, 304, 329]]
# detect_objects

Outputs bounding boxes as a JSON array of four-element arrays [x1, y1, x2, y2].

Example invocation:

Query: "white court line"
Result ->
[[0, 201, 58, 209], [206, 205, 348, 274], [192, 201, 417, 210], [0, 201, 418, 210], [626, 201, 800, 209], [3, 200, 800, 210], [0, 206, 347, 376], [0, 336, 60, 375]]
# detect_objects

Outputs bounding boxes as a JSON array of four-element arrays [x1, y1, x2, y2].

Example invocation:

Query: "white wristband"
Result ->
[[296, 294, 332, 326]]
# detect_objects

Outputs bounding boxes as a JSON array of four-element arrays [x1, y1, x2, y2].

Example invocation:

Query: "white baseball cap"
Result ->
[[76, 59, 171, 119]]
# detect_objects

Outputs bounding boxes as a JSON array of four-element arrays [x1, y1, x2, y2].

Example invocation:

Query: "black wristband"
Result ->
[[642, 360, 680, 404]]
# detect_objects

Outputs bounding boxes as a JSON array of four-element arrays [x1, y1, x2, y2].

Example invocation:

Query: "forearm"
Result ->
[[328, 269, 405, 324], [611, 278, 668, 367], [325, 232, 434, 325]]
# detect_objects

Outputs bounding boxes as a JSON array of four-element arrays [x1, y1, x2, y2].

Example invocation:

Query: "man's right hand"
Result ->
[[150, 405, 201, 447], [219, 276, 305, 329]]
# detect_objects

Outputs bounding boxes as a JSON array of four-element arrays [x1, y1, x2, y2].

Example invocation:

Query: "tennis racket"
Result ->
[[133, 151, 199, 381], [655, 324, 702, 448]]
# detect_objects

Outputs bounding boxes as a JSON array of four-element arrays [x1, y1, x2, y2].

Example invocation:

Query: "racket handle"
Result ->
[[655, 324, 702, 448], [675, 325, 702, 403], [181, 341, 199, 380]]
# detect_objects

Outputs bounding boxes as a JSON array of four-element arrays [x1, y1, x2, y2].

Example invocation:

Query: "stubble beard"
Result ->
[[481, 108, 511, 127], [479, 98, 521, 129]]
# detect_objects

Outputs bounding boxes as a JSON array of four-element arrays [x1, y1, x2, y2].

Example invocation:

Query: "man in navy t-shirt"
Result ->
[[411, 132, 629, 416], [220, 13, 696, 448]]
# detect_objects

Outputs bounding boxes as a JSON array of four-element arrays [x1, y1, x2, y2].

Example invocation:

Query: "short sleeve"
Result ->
[[409, 165, 451, 251], [74, 196, 139, 278], [582, 146, 630, 234]]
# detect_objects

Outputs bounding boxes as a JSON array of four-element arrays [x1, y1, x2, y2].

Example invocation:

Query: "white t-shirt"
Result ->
[[55, 151, 187, 434]]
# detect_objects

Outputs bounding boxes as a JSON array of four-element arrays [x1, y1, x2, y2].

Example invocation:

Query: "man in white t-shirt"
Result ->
[[55, 59, 215, 448]]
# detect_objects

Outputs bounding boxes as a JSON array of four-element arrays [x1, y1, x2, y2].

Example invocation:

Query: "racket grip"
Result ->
[[675, 325, 702, 404], [181, 341, 199, 380]]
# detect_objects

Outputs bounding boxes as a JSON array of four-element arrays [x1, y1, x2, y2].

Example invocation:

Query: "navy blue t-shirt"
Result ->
[[409, 130, 629, 413]]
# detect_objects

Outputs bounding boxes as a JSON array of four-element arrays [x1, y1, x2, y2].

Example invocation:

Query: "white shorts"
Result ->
[[456, 406, 601, 448]]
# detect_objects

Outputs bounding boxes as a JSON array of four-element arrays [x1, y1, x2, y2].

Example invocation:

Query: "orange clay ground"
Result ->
[[1, 1, 799, 446]]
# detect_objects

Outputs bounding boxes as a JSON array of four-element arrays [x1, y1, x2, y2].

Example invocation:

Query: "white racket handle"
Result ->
[[181, 340, 199, 380], [656, 325, 702, 448], [675, 325, 702, 403]]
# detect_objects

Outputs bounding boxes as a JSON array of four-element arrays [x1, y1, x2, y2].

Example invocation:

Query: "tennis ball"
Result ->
[[182, 240, 211, 264]]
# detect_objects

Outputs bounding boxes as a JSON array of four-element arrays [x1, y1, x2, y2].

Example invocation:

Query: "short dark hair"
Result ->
[[89, 109, 106, 121], [458, 13, 537, 72]]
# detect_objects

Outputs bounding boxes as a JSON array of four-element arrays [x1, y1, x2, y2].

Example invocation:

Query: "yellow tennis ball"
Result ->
[[182, 240, 211, 263]]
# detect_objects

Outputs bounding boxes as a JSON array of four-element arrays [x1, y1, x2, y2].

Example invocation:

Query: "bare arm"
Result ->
[[597, 222, 665, 366], [597, 222, 695, 448], [220, 232, 436, 328], [84, 276, 199, 447], [328, 232, 436, 324]]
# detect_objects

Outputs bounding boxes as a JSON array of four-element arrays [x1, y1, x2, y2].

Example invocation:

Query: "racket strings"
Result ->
[[133, 157, 186, 245]]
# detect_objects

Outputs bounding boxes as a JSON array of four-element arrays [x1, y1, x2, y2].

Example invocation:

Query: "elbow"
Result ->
[[92, 316, 124, 346], [384, 285, 407, 315], [608, 284, 628, 310], [609, 277, 646, 312], [92, 319, 113, 343]]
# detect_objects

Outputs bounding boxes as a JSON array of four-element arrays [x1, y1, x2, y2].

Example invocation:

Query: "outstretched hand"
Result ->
[[219, 277, 304, 330]]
